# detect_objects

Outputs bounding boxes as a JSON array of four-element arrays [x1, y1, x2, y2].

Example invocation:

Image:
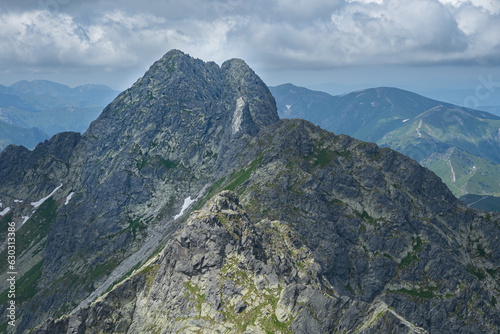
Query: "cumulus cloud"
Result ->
[[327, 0, 471, 65], [0, 7, 238, 69], [0, 0, 499, 86], [439, 0, 500, 15]]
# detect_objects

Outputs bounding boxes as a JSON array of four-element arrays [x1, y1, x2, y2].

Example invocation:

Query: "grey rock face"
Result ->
[[0, 50, 279, 333], [232, 119, 500, 333], [0, 132, 81, 200], [37, 191, 427, 334]]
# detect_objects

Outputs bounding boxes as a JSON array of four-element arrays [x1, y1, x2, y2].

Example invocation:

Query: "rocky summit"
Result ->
[[0, 50, 499, 333]]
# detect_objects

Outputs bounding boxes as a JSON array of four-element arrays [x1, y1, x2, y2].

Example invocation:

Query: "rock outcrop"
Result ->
[[36, 191, 427, 334]]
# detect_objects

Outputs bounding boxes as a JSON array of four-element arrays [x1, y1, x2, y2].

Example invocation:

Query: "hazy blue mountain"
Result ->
[[9, 80, 73, 97], [7, 80, 118, 107], [418, 88, 500, 117], [271, 84, 500, 203], [0, 92, 35, 110], [272, 84, 474, 142], [0, 80, 119, 144], [483, 105, 500, 116], [0, 119, 49, 151]]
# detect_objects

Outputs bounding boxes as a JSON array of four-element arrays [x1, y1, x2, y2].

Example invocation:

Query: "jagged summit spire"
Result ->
[[221, 57, 279, 131], [86, 49, 278, 145]]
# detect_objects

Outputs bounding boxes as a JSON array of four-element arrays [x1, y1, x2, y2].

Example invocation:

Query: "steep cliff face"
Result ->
[[1, 50, 499, 333], [41, 49, 279, 284]]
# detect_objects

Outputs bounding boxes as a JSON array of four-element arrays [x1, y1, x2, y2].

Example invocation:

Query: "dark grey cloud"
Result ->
[[0, 0, 498, 88]]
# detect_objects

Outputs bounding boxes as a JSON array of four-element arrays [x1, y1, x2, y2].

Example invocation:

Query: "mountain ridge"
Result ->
[[0, 49, 281, 332], [0, 79, 119, 151], [29, 116, 500, 333], [270, 83, 500, 201], [35, 190, 428, 334], [0, 51, 499, 333]]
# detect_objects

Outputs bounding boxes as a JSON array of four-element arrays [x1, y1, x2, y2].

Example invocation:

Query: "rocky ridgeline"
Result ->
[[233, 119, 500, 332], [35, 191, 427, 333], [0, 50, 499, 333]]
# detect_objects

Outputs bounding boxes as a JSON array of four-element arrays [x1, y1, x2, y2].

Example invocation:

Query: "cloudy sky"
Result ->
[[1, 0, 499, 102]]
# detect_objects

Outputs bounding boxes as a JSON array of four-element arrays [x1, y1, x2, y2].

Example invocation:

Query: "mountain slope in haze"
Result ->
[[0, 51, 499, 333], [271, 83, 500, 202], [0, 120, 49, 151], [461, 194, 500, 212], [0, 80, 119, 143], [271, 84, 459, 143], [421, 147, 500, 197], [418, 88, 500, 117]]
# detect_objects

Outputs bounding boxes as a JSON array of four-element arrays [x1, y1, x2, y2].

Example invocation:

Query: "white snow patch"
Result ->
[[65, 192, 75, 205], [14, 199, 23, 203], [174, 196, 195, 220], [231, 97, 245, 134], [173, 186, 209, 220], [31, 183, 63, 208], [402, 119, 410, 123], [0, 207, 11, 216]]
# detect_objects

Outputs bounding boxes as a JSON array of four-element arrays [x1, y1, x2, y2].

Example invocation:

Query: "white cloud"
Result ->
[[0, 9, 237, 69], [0, 0, 498, 87], [439, 0, 500, 15]]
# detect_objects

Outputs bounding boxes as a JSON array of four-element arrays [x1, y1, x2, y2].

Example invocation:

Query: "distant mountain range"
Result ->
[[270, 84, 500, 209], [0, 120, 49, 150], [417, 88, 500, 117], [0, 80, 119, 151]]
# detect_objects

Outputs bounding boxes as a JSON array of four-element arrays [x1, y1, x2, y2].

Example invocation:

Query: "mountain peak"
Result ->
[[221, 57, 279, 131], [86, 49, 278, 149]]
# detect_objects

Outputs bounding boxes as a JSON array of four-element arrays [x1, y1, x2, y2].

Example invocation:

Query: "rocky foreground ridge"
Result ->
[[0, 50, 499, 333], [36, 191, 427, 333]]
